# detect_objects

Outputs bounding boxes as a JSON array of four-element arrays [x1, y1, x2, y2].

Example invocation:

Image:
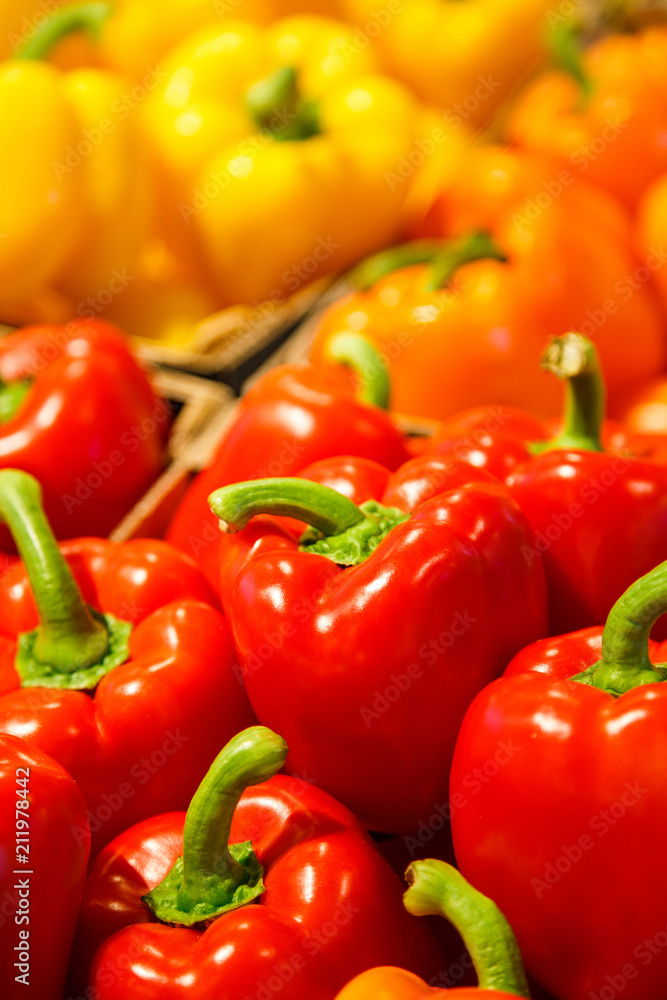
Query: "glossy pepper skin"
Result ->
[[167, 345, 410, 587], [1, 17, 152, 325], [335, 858, 531, 1000], [0, 471, 256, 853], [0, 734, 90, 1000], [141, 15, 461, 306], [70, 727, 444, 998], [425, 334, 667, 635], [208, 453, 547, 833], [507, 449, 667, 635], [425, 404, 666, 484], [310, 146, 665, 420], [506, 25, 667, 208], [0, 319, 167, 543], [450, 560, 667, 1000]]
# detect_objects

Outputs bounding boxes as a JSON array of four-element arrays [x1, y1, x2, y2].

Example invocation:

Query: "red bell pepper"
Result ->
[[450, 559, 667, 1000], [166, 332, 410, 587], [69, 726, 445, 998], [335, 859, 530, 999], [207, 453, 547, 833], [0, 469, 256, 853], [0, 318, 168, 542], [0, 733, 90, 1000], [426, 332, 667, 634]]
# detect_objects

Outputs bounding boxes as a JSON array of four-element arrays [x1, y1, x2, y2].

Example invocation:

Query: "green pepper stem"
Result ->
[[209, 478, 365, 535], [426, 232, 506, 292], [0, 470, 109, 674], [324, 332, 390, 409], [533, 333, 605, 454], [550, 18, 593, 107], [572, 561, 667, 695], [349, 240, 445, 290], [404, 860, 530, 997], [0, 381, 31, 424], [16, 1, 112, 61], [143, 727, 288, 925], [179, 727, 287, 908], [245, 66, 319, 142]]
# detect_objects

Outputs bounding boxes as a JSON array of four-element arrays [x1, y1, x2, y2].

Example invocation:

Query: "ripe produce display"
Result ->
[[0, 469, 255, 851], [140, 14, 463, 310], [4, 2, 667, 998], [0, 28, 152, 325], [451, 561, 667, 1000], [309, 145, 665, 420], [69, 726, 444, 997], [0, 734, 90, 1000], [208, 453, 547, 832], [167, 334, 410, 585], [0, 319, 167, 542], [426, 332, 667, 634], [506, 24, 667, 208], [335, 858, 531, 998], [2, 2, 467, 344], [342, 0, 557, 127]]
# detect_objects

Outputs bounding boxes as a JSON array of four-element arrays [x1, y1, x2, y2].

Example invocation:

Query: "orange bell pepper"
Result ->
[[337, 969, 447, 998], [611, 169, 667, 431], [636, 171, 667, 313], [1, 0, 95, 67], [309, 146, 665, 421], [335, 859, 529, 999], [615, 375, 667, 434], [505, 25, 667, 208]]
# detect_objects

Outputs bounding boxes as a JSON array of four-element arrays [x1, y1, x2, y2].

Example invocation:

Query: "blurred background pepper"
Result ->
[[137, 14, 467, 312], [309, 146, 665, 420], [1, 4, 153, 326], [507, 23, 667, 208]]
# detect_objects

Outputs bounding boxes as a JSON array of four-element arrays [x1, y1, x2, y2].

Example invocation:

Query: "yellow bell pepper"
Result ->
[[0, 3, 153, 324], [31, 0, 349, 83], [141, 15, 468, 307], [0, 59, 82, 323], [96, 0, 356, 81], [341, 0, 559, 127], [52, 66, 155, 303], [99, 238, 218, 345], [97, 0, 271, 80]]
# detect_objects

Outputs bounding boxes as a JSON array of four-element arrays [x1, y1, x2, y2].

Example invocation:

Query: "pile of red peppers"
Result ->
[[7, 3, 667, 997], [5, 135, 667, 1000]]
